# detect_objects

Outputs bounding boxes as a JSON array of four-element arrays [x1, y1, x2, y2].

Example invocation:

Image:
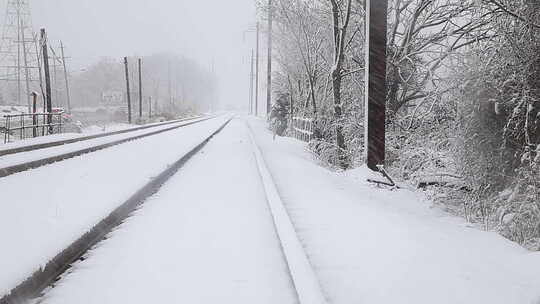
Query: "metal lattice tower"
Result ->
[[0, 0, 41, 109]]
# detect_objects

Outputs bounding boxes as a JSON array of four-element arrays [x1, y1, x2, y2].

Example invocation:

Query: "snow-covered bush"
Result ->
[[265, 0, 540, 250], [269, 93, 291, 137], [441, 0, 540, 248], [496, 145, 540, 250]]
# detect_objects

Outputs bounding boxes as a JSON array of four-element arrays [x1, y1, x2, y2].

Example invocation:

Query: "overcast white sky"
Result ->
[[1, 0, 260, 109]]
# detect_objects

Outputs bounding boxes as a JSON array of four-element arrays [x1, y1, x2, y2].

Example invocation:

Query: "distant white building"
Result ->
[[101, 91, 124, 105]]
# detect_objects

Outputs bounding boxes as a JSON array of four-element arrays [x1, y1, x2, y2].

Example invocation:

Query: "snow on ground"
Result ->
[[246, 116, 540, 304], [248, 124, 327, 304], [0, 116, 229, 297], [0, 116, 201, 150], [0, 117, 207, 168], [0, 105, 28, 115], [3, 114, 539, 303], [0, 133, 82, 150], [78, 116, 200, 135], [80, 123, 134, 134], [0, 123, 135, 149], [38, 118, 297, 304]]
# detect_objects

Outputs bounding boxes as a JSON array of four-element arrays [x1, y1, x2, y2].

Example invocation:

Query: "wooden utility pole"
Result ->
[[167, 61, 172, 106], [248, 72, 251, 113], [250, 49, 255, 114], [364, 0, 388, 171], [50, 46, 59, 97], [33, 32, 46, 105], [40, 28, 53, 133], [124, 57, 132, 124], [31, 92, 38, 137], [138, 58, 143, 118], [148, 96, 152, 118], [60, 41, 72, 114], [255, 22, 260, 116], [267, 0, 273, 117], [211, 58, 215, 112]]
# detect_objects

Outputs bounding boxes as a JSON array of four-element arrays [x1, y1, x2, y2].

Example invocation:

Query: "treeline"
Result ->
[[70, 53, 217, 115], [263, 0, 540, 249]]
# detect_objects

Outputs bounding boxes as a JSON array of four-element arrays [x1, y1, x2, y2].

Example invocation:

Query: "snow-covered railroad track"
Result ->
[[0, 116, 203, 157], [0, 116, 215, 179], [247, 122, 328, 304], [18, 118, 323, 304], [0, 117, 232, 304]]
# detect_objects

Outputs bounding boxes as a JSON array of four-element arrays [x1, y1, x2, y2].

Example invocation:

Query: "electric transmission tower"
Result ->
[[0, 0, 41, 110]]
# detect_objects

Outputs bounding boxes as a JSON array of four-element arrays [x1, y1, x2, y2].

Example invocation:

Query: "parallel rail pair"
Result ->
[[0, 117, 232, 304], [0, 116, 213, 179], [0, 116, 202, 157]]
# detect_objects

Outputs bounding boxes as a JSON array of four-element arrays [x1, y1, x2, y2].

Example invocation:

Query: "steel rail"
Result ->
[[247, 121, 328, 304], [0, 117, 232, 304], [0, 116, 217, 179], [0, 116, 204, 157]]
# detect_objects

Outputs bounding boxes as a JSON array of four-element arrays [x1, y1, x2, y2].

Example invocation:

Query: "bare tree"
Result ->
[[386, 0, 493, 122], [329, 0, 353, 168]]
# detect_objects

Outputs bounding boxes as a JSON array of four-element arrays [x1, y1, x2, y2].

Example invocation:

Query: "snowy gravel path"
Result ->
[[37, 118, 298, 304], [0, 116, 229, 298], [246, 117, 540, 304]]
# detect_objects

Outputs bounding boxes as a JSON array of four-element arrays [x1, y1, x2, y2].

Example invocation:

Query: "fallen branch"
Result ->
[[367, 178, 401, 189], [417, 181, 472, 192], [367, 165, 402, 190]]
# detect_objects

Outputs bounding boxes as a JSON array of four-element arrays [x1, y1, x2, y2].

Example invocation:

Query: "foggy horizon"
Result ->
[[2, 0, 260, 109]]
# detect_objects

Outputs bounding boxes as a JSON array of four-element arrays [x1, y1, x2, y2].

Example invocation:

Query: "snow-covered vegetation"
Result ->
[[265, 0, 540, 249]]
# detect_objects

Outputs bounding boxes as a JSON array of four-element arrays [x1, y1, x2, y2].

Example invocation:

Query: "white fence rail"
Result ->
[[292, 117, 313, 142]]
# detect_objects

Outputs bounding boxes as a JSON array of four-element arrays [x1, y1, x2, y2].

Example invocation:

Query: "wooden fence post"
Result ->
[[31, 92, 38, 137]]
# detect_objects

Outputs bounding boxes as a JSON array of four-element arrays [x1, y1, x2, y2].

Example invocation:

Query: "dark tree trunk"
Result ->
[[329, 0, 352, 169], [332, 68, 347, 168], [308, 75, 317, 114]]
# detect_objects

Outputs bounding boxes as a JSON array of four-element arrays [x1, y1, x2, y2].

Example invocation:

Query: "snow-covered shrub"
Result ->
[[497, 145, 540, 250], [308, 116, 342, 169], [442, 1, 540, 247], [305, 101, 364, 169], [267, 0, 540, 250], [269, 93, 291, 137]]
